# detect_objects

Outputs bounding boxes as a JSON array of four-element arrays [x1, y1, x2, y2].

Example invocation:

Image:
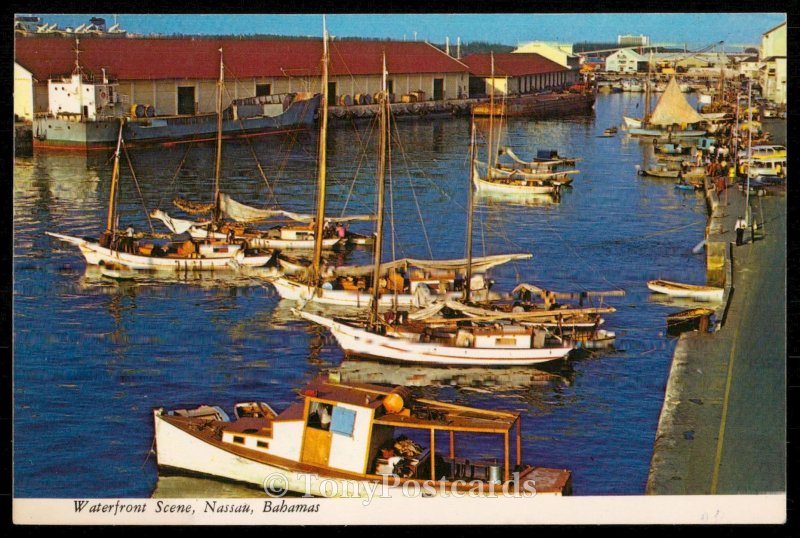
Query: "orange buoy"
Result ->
[[383, 386, 412, 414]]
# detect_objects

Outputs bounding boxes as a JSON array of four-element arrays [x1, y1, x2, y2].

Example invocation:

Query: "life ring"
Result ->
[[100, 90, 107, 99]]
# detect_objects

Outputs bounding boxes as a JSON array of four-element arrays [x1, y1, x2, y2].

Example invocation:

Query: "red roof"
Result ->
[[461, 53, 567, 77], [15, 36, 469, 81]]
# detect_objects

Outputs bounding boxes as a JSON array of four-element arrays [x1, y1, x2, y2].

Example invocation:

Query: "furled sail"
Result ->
[[150, 209, 208, 235], [648, 77, 704, 127], [329, 253, 532, 278], [219, 193, 374, 224], [173, 196, 215, 215]]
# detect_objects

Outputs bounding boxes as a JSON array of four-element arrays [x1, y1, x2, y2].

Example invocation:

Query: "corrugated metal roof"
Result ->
[[14, 36, 470, 81], [461, 53, 567, 77]]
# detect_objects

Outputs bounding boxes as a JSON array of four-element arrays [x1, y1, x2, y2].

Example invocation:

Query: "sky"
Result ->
[[25, 13, 786, 49]]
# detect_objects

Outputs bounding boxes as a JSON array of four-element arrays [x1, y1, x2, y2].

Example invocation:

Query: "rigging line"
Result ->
[[159, 140, 194, 210], [341, 113, 380, 218], [388, 110, 397, 264], [389, 114, 433, 259], [122, 140, 155, 234]]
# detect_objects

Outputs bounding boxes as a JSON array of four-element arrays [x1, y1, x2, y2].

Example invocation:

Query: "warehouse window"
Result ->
[[256, 83, 271, 97]]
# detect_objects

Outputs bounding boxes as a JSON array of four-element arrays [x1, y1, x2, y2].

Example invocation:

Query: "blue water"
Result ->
[[14, 93, 710, 497]]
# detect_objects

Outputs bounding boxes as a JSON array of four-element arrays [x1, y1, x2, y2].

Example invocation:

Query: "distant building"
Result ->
[[738, 56, 761, 79], [461, 53, 576, 97], [14, 62, 35, 121], [15, 36, 471, 116], [512, 42, 580, 70], [618, 34, 649, 47], [605, 48, 645, 73], [759, 21, 786, 105]]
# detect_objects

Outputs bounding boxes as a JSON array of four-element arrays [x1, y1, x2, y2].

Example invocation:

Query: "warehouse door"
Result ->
[[177, 86, 195, 115], [433, 78, 444, 101], [327, 82, 337, 106]]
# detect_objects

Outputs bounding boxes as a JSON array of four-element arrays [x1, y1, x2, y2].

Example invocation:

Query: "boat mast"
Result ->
[[213, 48, 224, 222], [105, 119, 125, 236], [310, 17, 330, 288], [369, 52, 389, 328], [644, 51, 652, 124], [464, 121, 476, 303], [487, 52, 494, 177]]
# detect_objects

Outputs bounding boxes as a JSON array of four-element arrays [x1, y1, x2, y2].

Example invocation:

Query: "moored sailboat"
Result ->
[[46, 117, 273, 271]]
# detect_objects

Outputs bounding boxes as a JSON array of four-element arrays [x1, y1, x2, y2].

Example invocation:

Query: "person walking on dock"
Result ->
[[735, 216, 747, 246]]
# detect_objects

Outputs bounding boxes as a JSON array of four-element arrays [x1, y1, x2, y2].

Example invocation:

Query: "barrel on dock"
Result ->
[[130, 103, 147, 118]]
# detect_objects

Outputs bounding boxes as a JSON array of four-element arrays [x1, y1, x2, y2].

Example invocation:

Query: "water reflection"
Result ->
[[332, 359, 574, 390]]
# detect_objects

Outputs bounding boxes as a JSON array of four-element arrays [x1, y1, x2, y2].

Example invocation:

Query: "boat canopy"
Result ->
[[407, 299, 615, 322], [648, 77, 704, 127]]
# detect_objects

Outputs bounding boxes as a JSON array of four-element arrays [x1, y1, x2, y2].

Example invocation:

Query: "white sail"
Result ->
[[150, 209, 208, 235], [219, 192, 373, 224], [648, 77, 704, 126]]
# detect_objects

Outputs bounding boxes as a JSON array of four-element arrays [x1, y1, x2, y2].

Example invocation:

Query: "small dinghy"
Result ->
[[647, 279, 723, 302], [667, 307, 714, 336]]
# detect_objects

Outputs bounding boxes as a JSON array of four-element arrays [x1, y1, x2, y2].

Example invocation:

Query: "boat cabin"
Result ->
[[179, 377, 571, 493]]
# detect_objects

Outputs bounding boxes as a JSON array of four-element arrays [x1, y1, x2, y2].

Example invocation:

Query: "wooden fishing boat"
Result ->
[[297, 123, 575, 367], [273, 52, 529, 308], [153, 375, 572, 496], [473, 164, 562, 195], [647, 279, 723, 302], [478, 161, 576, 187], [46, 116, 273, 271], [639, 167, 680, 179], [298, 310, 573, 366], [666, 307, 714, 336]]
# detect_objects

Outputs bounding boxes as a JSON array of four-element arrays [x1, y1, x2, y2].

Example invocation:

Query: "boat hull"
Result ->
[[299, 311, 573, 366], [154, 411, 570, 496], [647, 279, 723, 302], [473, 173, 560, 195], [33, 95, 320, 151], [47, 232, 273, 270]]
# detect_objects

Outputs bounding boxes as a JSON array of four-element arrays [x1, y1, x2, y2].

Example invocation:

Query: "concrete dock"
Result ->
[[646, 126, 786, 494]]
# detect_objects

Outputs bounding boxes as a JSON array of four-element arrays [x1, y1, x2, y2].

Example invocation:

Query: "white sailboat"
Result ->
[[151, 50, 369, 252], [471, 53, 562, 196], [626, 77, 706, 138], [271, 42, 523, 308], [296, 122, 574, 367], [46, 108, 273, 271]]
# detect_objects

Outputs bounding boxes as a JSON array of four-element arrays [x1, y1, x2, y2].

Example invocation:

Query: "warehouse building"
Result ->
[[14, 36, 471, 117], [462, 53, 576, 97]]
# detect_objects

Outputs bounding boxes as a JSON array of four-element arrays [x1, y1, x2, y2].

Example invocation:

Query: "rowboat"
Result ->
[[647, 279, 723, 302], [153, 375, 573, 497], [639, 167, 680, 179], [666, 307, 714, 335]]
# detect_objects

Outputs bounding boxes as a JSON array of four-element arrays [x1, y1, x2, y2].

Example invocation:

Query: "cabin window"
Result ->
[[256, 83, 271, 97], [330, 406, 356, 437], [257, 441, 269, 449], [232, 436, 245, 444], [307, 401, 334, 431]]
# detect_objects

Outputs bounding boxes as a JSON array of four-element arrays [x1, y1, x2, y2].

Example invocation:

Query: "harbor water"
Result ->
[[14, 93, 710, 497]]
